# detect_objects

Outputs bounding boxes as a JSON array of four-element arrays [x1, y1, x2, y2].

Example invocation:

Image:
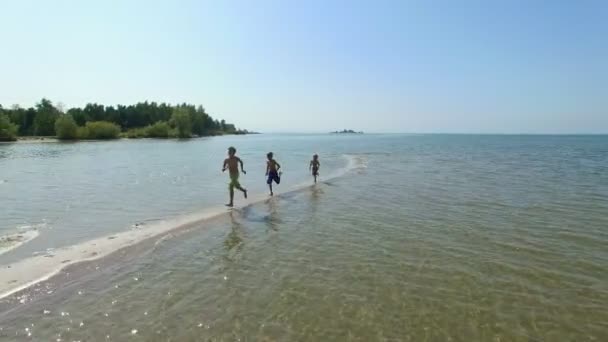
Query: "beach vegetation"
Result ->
[[171, 107, 192, 138], [33, 98, 60, 136], [55, 115, 79, 140], [145, 121, 172, 138], [83, 121, 121, 139], [0, 113, 19, 141], [0, 99, 250, 140], [76, 126, 90, 139]]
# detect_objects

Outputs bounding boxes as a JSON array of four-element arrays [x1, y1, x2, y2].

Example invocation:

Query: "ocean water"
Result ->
[[0, 134, 607, 341]]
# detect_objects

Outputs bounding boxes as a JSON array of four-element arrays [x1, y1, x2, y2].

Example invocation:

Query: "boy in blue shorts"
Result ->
[[265, 152, 281, 196], [310, 154, 320, 183]]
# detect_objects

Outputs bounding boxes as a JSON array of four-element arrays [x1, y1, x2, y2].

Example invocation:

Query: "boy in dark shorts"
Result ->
[[222, 146, 247, 207], [265, 152, 281, 196], [310, 154, 320, 183]]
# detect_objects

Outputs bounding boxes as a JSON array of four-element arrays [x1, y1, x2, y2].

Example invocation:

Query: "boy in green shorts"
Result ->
[[222, 146, 248, 207]]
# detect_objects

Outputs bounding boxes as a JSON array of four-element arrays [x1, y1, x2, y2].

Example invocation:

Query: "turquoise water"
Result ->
[[0, 134, 607, 340]]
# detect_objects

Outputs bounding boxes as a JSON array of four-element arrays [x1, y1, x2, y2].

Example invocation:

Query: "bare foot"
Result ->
[[225, 203, 233, 207], [270, 192, 273, 196]]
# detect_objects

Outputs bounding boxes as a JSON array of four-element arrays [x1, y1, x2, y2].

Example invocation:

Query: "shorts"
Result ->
[[229, 174, 241, 189], [312, 167, 319, 176], [267, 171, 281, 185]]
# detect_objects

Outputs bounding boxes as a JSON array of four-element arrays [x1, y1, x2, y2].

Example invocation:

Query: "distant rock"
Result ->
[[330, 129, 363, 134]]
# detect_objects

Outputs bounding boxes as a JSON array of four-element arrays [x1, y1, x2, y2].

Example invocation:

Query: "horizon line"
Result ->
[[254, 131, 608, 136]]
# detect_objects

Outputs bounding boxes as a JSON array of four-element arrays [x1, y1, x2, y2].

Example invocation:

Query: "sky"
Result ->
[[0, 0, 606, 133]]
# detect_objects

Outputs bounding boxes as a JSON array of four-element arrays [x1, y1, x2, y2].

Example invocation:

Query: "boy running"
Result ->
[[310, 154, 320, 183], [266, 152, 281, 196], [222, 146, 247, 207]]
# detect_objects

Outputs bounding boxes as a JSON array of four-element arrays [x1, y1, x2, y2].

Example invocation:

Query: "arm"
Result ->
[[266, 161, 270, 175], [276, 161, 281, 171], [222, 159, 227, 172], [309, 161, 312, 170], [239, 158, 246, 174]]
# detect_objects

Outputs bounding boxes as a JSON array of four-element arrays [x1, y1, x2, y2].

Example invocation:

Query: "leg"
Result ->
[[267, 175, 273, 196], [237, 185, 248, 199], [272, 174, 279, 196], [236, 184, 247, 198], [227, 185, 234, 207]]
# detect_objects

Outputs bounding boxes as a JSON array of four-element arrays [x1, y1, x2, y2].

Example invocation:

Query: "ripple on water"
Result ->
[[1, 135, 608, 340]]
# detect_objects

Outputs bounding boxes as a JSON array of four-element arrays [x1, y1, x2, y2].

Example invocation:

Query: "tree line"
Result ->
[[0, 99, 248, 141]]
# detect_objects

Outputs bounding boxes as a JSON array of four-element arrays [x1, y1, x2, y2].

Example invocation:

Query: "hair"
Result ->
[[267, 152, 273, 159], [313, 154, 318, 159], [228, 146, 236, 154]]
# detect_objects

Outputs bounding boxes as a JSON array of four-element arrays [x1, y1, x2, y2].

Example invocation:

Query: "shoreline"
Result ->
[[0, 155, 358, 300], [0, 230, 40, 257], [0, 133, 261, 144], [0, 199, 255, 300]]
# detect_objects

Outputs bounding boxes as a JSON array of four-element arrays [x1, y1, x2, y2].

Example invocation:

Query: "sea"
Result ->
[[0, 134, 607, 341]]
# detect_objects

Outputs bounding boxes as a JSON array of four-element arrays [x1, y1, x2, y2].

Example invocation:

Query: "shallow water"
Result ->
[[0, 135, 346, 263], [1, 134, 607, 341]]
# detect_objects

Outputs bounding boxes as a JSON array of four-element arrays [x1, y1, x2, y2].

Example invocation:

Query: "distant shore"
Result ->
[[0, 132, 261, 144], [1, 99, 253, 142]]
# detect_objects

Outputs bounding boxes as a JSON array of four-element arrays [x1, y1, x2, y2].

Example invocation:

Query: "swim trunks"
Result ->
[[229, 173, 240, 189], [267, 171, 281, 185], [312, 167, 319, 176]]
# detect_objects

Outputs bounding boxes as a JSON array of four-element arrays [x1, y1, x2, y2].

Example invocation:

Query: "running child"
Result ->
[[222, 146, 247, 207], [266, 152, 281, 196], [309, 154, 320, 183]]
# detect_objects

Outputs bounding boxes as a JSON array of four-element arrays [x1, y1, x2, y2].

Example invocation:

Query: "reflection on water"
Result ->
[[264, 199, 281, 232], [224, 211, 244, 255], [0, 135, 607, 341]]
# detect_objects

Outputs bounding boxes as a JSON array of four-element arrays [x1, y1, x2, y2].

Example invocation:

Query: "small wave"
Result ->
[[16, 222, 49, 231], [342, 154, 368, 174], [0, 230, 40, 256]]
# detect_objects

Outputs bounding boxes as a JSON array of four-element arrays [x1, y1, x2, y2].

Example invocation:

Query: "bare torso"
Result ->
[[224, 156, 241, 176], [267, 160, 279, 172]]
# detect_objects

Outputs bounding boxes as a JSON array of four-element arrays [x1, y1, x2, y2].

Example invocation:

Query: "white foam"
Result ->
[[0, 154, 361, 299], [0, 230, 40, 256]]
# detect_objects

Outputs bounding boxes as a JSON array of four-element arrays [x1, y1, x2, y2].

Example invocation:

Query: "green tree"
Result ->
[[104, 106, 121, 125], [171, 107, 192, 138], [23, 108, 37, 135], [55, 115, 78, 139], [223, 123, 236, 133], [33, 98, 60, 136], [83, 103, 105, 122], [145, 121, 171, 138], [7, 105, 36, 135], [1, 99, 246, 139], [0, 113, 19, 141], [190, 105, 208, 136], [85, 121, 120, 139], [67, 108, 88, 126]]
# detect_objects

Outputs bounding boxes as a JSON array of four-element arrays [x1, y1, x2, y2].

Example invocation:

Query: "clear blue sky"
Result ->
[[1, 0, 606, 133]]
